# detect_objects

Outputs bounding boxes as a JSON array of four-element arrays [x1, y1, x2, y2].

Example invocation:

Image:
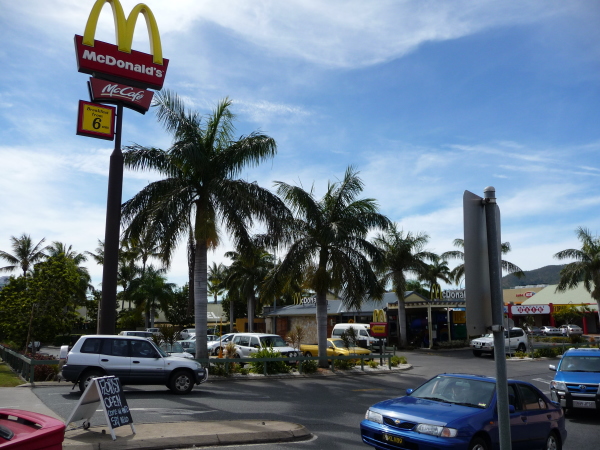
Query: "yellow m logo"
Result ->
[[430, 283, 442, 300], [373, 309, 386, 322], [82, 0, 164, 65]]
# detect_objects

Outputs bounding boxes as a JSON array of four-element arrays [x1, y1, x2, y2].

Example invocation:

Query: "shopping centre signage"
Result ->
[[75, 0, 169, 90], [510, 304, 550, 315]]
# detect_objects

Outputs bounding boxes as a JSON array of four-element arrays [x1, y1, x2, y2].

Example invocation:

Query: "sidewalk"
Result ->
[[0, 364, 411, 449]]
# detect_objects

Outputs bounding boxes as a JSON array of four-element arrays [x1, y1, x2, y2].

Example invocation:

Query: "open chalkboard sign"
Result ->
[[65, 375, 135, 440]]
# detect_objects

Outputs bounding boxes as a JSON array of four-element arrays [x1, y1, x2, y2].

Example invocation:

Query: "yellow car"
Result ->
[[300, 338, 372, 358]]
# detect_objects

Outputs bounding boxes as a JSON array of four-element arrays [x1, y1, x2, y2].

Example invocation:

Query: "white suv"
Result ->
[[232, 333, 299, 360], [61, 335, 208, 394], [470, 327, 528, 357]]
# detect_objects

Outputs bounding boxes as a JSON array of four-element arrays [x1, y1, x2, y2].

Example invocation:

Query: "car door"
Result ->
[[129, 339, 166, 384], [233, 335, 251, 357], [514, 383, 552, 448], [98, 338, 131, 383], [506, 383, 529, 450]]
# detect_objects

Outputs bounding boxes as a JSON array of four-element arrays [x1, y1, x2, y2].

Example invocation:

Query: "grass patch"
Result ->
[[0, 362, 23, 387]]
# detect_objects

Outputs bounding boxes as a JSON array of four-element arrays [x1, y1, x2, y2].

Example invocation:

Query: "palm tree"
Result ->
[[130, 265, 175, 328], [555, 227, 600, 323], [47, 242, 93, 304], [442, 238, 524, 285], [121, 91, 288, 359], [224, 243, 274, 332], [372, 225, 435, 347], [262, 167, 389, 367], [420, 255, 452, 297], [208, 262, 227, 304], [0, 234, 48, 277]]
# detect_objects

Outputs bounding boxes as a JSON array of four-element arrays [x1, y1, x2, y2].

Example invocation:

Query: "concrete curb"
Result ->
[[62, 420, 311, 450]]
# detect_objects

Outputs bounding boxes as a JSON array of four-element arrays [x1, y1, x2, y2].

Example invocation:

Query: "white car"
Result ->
[[207, 333, 237, 356], [179, 328, 195, 340], [160, 342, 194, 359], [470, 327, 528, 357], [559, 324, 583, 336], [232, 333, 300, 360]]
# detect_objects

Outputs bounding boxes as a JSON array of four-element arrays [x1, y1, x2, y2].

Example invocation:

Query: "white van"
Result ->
[[331, 323, 382, 347]]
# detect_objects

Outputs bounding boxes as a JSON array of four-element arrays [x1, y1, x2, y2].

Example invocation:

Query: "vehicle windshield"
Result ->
[[160, 342, 185, 353], [331, 339, 346, 347], [259, 336, 288, 347], [153, 342, 168, 358], [559, 356, 600, 372], [410, 376, 495, 408]]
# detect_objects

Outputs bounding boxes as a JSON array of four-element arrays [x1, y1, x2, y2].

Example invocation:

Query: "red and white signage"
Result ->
[[75, 35, 169, 91], [510, 304, 550, 315], [88, 78, 153, 114], [516, 291, 536, 298]]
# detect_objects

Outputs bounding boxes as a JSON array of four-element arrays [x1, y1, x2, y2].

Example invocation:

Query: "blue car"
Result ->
[[550, 347, 600, 412], [360, 373, 566, 450]]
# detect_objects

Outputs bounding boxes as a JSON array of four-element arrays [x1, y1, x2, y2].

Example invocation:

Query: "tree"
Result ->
[[372, 225, 435, 347], [263, 167, 389, 367], [130, 265, 175, 328], [121, 91, 288, 359], [442, 238, 524, 285], [0, 234, 48, 277], [224, 242, 274, 332], [47, 242, 93, 306], [555, 227, 600, 323], [420, 255, 452, 296], [208, 262, 226, 304], [164, 284, 195, 330]]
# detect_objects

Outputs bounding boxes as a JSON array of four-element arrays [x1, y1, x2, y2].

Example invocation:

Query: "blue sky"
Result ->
[[1, 0, 599, 290]]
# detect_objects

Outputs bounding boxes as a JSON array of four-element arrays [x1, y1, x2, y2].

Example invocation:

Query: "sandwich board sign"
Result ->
[[65, 375, 135, 440]]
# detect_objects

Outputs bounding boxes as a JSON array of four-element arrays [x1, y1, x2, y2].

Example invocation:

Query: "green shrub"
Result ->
[[249, 347, 290, 375], [333, 357, 355, 370], [300, 359, 319, 374], [514, 351, 527, 358], [368, 360, 379, 368], [390, 355, 407, 366]]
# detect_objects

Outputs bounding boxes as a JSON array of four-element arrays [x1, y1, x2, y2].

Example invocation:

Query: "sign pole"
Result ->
[[98, 103, 124, 335]]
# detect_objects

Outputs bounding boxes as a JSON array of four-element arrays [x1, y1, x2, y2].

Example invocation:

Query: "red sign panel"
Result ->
[[88, 78, 153, 114], [370, 322, 388, 338], [75, 35, 169, 90]]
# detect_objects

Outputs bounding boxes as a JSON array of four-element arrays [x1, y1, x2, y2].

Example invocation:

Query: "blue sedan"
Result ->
[[360, 373, 566, 450]]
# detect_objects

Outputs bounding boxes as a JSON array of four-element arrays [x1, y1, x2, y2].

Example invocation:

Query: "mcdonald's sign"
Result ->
[[430, 283, 442, 300], [75, 0, 169, 90], [373, 309, 386, 323]]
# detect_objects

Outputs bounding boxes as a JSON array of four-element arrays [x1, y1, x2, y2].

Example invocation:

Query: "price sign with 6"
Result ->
[[76, 100, 116, 140]]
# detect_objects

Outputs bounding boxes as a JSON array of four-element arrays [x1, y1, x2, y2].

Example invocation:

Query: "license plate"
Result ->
[[573, 400, 596, 409], [382, 433, 403, 445]]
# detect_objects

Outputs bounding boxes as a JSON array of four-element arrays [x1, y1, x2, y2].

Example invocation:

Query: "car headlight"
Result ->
[[415, 423, 457, 437], [365, 409, 383, 424], [551, 381, 567, 391]]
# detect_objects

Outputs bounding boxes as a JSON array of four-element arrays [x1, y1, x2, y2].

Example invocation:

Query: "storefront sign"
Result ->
[[515, 291, 536, 298], [76, 100, 115, 140], [88, 78, 153, 114], [75, 0, 169, 90], [443, 289, 465, 300], [370, 322, 388, 337], [510, 304, 550, 315]]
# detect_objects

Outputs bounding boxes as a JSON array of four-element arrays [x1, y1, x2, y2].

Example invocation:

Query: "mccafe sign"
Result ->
[[75, 0, 169, 91], [88, 78, 153, 114]]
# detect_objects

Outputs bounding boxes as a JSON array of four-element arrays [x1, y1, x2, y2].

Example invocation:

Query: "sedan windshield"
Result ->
[[259, 336, 288, 347], [410, 376, 495, 408]]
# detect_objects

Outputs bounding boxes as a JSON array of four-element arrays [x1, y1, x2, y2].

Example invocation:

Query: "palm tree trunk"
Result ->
[[397, 295, 407, 347], [230, 300, 235, 333], [194, 240, 208, 359], [247, 294, 255, 332], [316, 290, 328, 368]]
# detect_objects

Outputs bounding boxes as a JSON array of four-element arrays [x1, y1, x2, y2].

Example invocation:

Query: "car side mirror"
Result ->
[[549, 364, 556, 371], [406, 388, 414, 395]]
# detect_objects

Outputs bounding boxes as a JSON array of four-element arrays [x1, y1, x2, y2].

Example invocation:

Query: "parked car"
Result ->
[[231, 333, 300, 361], [26, 341, 41, 352], [469, 327, 528, 357], [524, 325, 543, 336], [300, 338, 372, 358], [549, 347, 600, 412], [207, 333, 237, 356], [159, 342, 194, 359], [146, 327, 161, 335], [118, 330, 154, 339], [540, 326, 561, 336], [360, 373, 567, 450], [559, 324, 583, 336], [0, 409, 66, 450], [61, 335, 208, 394], [331, 323, 381, 348], [179, 328, 195, 340]]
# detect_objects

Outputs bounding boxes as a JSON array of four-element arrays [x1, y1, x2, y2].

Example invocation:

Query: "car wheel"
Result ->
[[468, 436, 489, 450], [304, 351, 313, 357], [473, 350, 482, 357], [517, 343, 526, 353], [169, 370, 194, 394], [78, 369, 105, 392], [544, 431, 561, 450]]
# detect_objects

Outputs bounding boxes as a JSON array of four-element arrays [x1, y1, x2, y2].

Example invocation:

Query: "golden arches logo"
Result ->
[[430, 283, 442, 300], [82, 0, 163, 65], [373, 309, 386, 322]]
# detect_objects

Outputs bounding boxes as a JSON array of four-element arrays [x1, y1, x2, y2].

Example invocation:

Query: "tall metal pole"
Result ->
[[98, 103, 124, 335], [483, 186, 511, 450]]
